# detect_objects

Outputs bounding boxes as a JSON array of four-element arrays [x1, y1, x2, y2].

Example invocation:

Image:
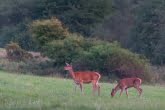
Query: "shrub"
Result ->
[[5, 42, 33, 61], [31, 17, 69, 46], [43, 34, 87, 66], [74, 42, 152, 82], [0, 56, 60, 76]]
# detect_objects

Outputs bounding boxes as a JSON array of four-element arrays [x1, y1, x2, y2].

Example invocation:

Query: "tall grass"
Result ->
[[0, 71, 164, 110]]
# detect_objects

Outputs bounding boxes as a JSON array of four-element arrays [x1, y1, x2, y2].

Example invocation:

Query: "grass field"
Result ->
[[0, 71, 164, 110]]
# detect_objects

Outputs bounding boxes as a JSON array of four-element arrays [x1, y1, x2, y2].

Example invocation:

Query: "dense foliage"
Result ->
[[1, 0, 165, 65], [31, 17, 69, 46], [92, 0, 165, 65], [129, 0, 165, 65], [74, 42, 151, 82], [0, 0, 112, 50]]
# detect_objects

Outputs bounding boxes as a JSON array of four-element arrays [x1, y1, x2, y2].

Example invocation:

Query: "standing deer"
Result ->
[[111, 78, 142, 97], [64, 63, 101, 95]]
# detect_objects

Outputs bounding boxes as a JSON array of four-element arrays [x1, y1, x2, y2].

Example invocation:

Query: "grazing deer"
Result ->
[[64, 63, 101, 95], [111, 78, 142, 97]]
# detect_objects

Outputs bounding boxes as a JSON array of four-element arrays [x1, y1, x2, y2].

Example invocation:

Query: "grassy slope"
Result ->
[[0, 71, 164, 110]]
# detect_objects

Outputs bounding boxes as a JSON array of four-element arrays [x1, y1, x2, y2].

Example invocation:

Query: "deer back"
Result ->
[[74, 71, 100, 82], [119, 78, 142, 88]]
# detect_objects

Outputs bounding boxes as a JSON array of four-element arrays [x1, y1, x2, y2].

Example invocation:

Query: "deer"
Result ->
[[111, 78, 142, 98], [64, 63, 101, 95]]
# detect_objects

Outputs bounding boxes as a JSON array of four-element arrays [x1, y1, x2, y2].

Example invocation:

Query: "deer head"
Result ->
[[64, 63, 72, 70], [65, 62, 69, 66], [111, 88, 116, 97]]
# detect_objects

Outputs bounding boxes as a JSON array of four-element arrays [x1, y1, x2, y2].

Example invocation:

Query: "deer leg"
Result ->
[[94, 83, 100, 96], [74, 83, 78, 92], [95, 80, 100, 96], [73, 82, 77, 92], [92, 81, 97, 96], [119, 89, 124, 97], [135, 87, 142, 97], [92, 84, 96, 96], [79, 83, 84, 94], [134, 83, 142, 97], [97, 83, 100, 96], [125, 88, 128, 98], [138, 87, 143, 96]]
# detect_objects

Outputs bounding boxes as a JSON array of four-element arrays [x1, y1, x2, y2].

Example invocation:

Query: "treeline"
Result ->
[[93, 0, 165, 65], [1, 0, 165, 65], [0, 0, 112, 49]]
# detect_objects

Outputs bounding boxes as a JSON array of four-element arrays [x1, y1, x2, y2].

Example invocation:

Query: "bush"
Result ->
[[74, 42, 152, 82], [0, 56, 61, 76], [5, 42, 33, 61], [43, 34, 88, 66], [31, 17, 69, 47]]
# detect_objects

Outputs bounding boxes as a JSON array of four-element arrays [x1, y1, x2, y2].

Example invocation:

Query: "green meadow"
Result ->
[[0, 71, 164, 110]]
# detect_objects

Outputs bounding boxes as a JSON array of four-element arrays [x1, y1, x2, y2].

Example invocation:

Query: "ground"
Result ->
[[0, 71, 164, 110]]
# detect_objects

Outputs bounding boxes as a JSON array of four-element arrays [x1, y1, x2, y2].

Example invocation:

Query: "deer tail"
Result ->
[[134, 78, 142, 86], [95, 72, 101, 86]]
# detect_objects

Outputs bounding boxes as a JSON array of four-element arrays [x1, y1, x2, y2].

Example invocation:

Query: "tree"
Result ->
[[0, 0, 113, 49], [92, 0, 138, 47], [129, 0, 165, 64], [0, 22, 36, 50], [42, 0, 113, 36], [31, 17, 69, 46], [0, 0, 43, 50]]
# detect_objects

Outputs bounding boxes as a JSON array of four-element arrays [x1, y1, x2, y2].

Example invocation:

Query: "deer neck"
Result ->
[[68, 69, 76, 79], [114, 84, 120, 92]]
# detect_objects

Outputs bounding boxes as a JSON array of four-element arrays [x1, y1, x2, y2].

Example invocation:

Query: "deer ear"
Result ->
[[65, 62, 69, 66]]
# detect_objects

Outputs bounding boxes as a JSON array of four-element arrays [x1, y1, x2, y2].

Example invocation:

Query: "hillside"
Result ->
[[0, 71, 164, 110]]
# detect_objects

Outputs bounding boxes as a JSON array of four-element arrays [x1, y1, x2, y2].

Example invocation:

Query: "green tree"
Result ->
[[44, 34, 86, 66], [74, 42, 151, 82], [42, 0, 113, 36], [31, 17, 69, 46], [0, 0, 42, 50], [0, 0, 113, 49], [0, 22, 35, 50], [129, 0, 165, 64]]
